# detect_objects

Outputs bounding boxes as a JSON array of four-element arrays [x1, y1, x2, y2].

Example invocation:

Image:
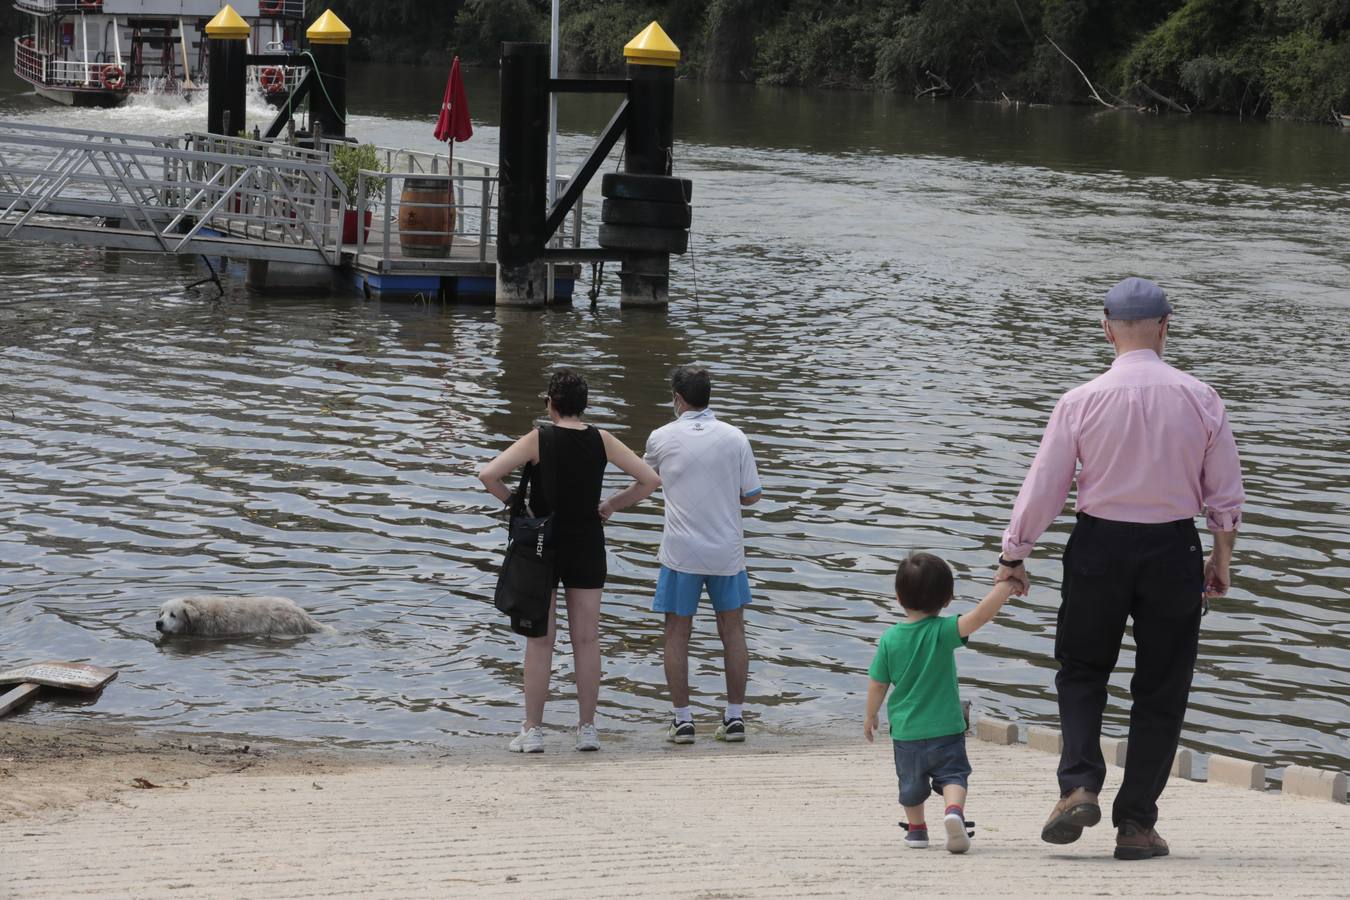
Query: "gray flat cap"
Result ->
[[1104, 277, 1172, 320]]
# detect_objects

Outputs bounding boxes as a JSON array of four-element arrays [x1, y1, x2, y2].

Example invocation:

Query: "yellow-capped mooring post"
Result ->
[[206, 5, 249, 136], [620, 22, 681, 308], [306, 9, 352, 139]]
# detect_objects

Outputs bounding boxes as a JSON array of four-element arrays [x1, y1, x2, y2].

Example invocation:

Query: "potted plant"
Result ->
[[330, 142, 385, 245]]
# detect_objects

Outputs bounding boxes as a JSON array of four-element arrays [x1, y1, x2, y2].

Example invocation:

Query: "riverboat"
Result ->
[[12, 0, 306, 107]]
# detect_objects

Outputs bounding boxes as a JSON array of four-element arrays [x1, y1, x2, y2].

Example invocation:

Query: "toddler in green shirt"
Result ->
[[864, 552, 1017, 852]]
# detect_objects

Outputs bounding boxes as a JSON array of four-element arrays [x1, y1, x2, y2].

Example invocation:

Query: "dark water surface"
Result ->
[[1, 64, 1347, 770]]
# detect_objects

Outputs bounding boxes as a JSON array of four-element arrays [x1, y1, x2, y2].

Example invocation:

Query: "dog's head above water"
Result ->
[[155, 598, 192, 635]]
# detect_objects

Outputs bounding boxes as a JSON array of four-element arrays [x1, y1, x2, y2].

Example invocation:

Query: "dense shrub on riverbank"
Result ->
[[449, 0, 1350, 122]]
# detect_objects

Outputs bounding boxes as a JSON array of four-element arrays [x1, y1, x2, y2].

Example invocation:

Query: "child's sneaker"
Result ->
[[944, 811, 971, 854], [667, 719, 695, 744], [715, 717, 746, 742], [903, 824, 929, 850]]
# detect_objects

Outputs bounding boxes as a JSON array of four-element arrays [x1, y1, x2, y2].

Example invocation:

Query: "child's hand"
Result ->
[[864, 714, 878, 743]]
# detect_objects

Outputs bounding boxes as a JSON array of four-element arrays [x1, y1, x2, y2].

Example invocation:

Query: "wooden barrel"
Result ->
[[398, 178, 455, 259]]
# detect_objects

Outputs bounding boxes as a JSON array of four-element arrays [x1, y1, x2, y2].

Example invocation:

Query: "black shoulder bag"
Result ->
[[493, 425, 558, 637]]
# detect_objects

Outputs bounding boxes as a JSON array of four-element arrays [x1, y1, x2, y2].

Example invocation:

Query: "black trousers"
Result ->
[[1055, 512, 1204, 828]]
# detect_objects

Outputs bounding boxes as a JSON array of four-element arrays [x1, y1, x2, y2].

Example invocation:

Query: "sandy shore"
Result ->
[[2, 723, 1347, 899]]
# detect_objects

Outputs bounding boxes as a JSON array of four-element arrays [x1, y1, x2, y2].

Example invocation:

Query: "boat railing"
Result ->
[[13, 37, 44, 85], [14, 1, 84, 14], [247, 62, 307, 98], [260, 0, 307, 18], [13, 37, 112, 88]]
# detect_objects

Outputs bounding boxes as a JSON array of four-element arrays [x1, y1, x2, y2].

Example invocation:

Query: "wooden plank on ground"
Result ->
[[0, 682, 42, 717], [0, 661, 118, 692]]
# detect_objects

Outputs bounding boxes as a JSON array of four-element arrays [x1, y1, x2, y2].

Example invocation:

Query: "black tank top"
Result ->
[[528, 425, 606, 536]]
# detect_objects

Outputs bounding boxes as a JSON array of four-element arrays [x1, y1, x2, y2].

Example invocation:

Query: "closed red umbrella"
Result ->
[[434, 56, 473, 144], [432, 57, 473, 252]]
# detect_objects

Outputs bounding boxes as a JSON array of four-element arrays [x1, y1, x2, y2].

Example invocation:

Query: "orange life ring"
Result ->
[[259, 66, 285, 94], [261, 0, 284, 14], [101, 64, 125, 91]]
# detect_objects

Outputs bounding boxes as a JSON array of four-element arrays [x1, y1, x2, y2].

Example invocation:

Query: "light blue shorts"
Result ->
[[653, 566, 752, 617]]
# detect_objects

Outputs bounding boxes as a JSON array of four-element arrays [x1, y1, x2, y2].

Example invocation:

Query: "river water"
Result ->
[[1, 64, 1346, 770]]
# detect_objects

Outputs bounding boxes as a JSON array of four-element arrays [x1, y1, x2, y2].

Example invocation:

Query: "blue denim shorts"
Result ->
[[892, 733, 972, 807], [652, 566, 751, 617]]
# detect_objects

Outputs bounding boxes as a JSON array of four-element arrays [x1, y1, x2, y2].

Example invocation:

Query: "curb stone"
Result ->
[[1027, 726, 1062, 754], [1282, 765, 1347, 803], [1101, 737, 1128, 768], [976, 718, 1018, 745], [1207, 754, 1266, 791], [1171, 748, 1195, 780]]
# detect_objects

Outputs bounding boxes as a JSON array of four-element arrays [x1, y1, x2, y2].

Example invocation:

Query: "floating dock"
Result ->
[[0, 120, 581, 300]]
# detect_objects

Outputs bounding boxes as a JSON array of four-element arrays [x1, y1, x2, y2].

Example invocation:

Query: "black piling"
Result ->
[[306, 10, 351, 141], [205, 7, 249, 137], [496, 42, 550, 307], [619, 32, 678, 308]]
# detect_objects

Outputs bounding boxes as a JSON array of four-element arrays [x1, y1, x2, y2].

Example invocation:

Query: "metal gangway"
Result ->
[[0, 120, 583, 293], [0, 119, 347, 266]]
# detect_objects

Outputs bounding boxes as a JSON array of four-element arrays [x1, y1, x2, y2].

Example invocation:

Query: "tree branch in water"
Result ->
[[1044, 34, 1119, 110], [1133, 80, 1191, 114], [916, 70, 952, 99]]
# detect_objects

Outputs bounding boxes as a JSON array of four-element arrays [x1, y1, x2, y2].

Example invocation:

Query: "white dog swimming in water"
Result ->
[[155, 595, 329, 637]]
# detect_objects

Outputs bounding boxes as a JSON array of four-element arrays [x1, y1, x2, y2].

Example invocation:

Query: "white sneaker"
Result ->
[[575, 723, 601, 752], [508, 726, 544, 753]]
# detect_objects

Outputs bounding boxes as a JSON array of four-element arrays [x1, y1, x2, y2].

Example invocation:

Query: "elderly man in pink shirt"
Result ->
[[996, 277, 1244, 861]]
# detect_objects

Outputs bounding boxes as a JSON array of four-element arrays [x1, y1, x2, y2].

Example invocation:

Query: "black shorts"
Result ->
[[551, 529, 606, 590]]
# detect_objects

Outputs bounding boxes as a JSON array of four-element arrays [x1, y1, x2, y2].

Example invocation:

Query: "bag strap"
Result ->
[[510, 462, 531, 519], [538, 424, 560, 515]]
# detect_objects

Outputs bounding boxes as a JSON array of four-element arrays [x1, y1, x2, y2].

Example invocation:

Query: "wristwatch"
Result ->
[[997, 556, 1023, 568]]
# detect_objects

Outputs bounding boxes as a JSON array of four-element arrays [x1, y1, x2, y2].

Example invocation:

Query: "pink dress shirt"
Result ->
[[1002, 349, 1245, 560]]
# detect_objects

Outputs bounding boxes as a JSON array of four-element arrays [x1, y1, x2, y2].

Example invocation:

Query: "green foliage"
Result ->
[[454, 0, 549, 64], [330, 143, 386, 207], [1119, 0, 1350, 118], [1263, 27, 1350, 117]]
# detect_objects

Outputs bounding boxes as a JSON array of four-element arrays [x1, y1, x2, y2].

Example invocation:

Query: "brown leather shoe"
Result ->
[[1115, 821, 1169, 860], [1041, 787, 1102, 844]]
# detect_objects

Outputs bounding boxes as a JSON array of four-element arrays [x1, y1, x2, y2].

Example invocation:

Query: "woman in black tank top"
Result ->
[[479, 369, 660, 753]]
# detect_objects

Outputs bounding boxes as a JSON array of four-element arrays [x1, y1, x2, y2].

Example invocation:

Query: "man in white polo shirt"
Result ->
[[644, 365, 762, 744]]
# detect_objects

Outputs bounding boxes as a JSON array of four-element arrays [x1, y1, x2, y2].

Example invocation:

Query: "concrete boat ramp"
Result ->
[[2, 732, 1345, 899]]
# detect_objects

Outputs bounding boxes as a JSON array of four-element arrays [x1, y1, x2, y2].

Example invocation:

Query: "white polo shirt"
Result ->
[[644, 408, 761, 576]]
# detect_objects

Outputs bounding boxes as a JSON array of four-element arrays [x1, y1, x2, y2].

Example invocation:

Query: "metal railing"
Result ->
[[325, 139, 585, 262], [0, 122, 592, 271], [247, 63, 306, 99], [0, 120, 345, 265], [258, 0, 306, 18], [13, 38, 118, 89], [352, 170, 493, 266], [186, 132, 329, 166], [13, 38, 43, 85], [14, 1, 85, 13]]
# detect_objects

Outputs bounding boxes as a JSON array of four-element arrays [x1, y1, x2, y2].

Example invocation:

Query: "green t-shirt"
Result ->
[[868, 615, 968, 741]]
